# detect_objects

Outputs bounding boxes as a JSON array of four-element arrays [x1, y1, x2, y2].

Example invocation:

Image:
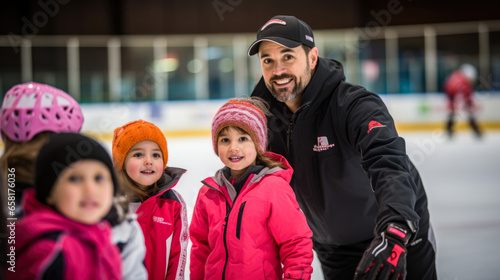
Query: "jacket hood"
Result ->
[[207, 152, 293, 193], [253, 58, 345, 114], [157, 166, 187, 194], [128, 166, 186, 203], [264, 151, 293, 182], [301, 58, 345, 107]]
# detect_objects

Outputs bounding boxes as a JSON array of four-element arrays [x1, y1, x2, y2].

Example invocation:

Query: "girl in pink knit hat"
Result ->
[[189, 97, 314, 280]]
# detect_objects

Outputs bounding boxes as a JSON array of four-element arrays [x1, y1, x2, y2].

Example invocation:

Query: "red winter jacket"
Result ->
[[189, 153, 313, 280], [134, 167, 189, 280], [12, 189, 122, 280]]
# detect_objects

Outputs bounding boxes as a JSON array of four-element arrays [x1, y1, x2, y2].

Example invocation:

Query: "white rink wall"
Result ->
[[381, 92, 500, 124], [80, 92, 500, 138], [80, 99, 224, 139]]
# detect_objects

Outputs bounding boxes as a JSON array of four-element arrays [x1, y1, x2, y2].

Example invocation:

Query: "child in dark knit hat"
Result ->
[[112, 119, 188, 280], [189, 98, 314, 280], [14, 133, 122, 280]]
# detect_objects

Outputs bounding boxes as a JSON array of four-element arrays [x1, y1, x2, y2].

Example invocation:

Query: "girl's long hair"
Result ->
[[220, 126, 286, 170], [0, 132, 52, 186], [256, 150, 286, 169], [117, 168, 163, 203], [104, 172, 133, 225]]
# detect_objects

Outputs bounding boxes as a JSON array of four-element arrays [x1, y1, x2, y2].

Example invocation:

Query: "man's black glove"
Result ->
[[354, 223, 411, 280]]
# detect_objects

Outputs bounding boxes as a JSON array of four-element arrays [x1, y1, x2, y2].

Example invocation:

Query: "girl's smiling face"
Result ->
[[217, 126, 258, 180], [124, 140, 164, 188]]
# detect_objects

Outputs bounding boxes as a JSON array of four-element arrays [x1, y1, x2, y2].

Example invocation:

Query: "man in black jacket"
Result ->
[[249, 15, 437, 280]]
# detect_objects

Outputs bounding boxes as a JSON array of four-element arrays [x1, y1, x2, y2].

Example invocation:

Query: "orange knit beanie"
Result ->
[[112, 119, 168, 169]]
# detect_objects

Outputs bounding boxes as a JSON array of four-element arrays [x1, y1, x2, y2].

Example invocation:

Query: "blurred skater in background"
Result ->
[[443, 63, 483, 138]]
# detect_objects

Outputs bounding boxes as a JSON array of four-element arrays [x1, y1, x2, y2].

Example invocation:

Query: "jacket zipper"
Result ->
[[286, 117, 294, 152], [203, 180, 253, 279], [222, 201, 231, 280], [286, 103, 310, 152], [236, 201, 247, 239], [203, 181, 233, 280]]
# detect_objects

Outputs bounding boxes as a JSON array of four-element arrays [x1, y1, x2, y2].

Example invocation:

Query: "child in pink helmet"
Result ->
[[189, 98, 314, 280], [0, 82, 84, 217]]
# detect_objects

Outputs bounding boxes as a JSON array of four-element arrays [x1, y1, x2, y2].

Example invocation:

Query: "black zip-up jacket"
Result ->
[[251, 58, 430, 245]]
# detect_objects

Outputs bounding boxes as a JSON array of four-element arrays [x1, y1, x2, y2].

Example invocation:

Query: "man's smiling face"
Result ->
[[258, 41, 317, 104]]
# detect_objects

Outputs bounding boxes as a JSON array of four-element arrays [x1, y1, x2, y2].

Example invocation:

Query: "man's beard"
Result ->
[[266, 74, 305, 103], [266, 61, 311, 103]]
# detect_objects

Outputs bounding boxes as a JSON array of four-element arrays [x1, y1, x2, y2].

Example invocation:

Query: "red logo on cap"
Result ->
[[261, 19, 286, 31]]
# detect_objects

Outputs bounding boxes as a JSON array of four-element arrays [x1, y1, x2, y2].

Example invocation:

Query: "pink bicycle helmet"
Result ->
[[0, 82, 84, 142]]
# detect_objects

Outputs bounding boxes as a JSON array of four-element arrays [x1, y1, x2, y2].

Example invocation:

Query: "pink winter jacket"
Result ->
[[12, 189, 122, 280], [189, 152, 313, 280], [134, 167, 189, 280]]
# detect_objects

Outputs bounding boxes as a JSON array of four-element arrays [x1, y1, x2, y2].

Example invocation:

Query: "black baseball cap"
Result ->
[[248, 15, 315, 56]]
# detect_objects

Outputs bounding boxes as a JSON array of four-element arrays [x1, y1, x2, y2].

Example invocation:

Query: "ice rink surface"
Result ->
[[102, 130, 500, 279]]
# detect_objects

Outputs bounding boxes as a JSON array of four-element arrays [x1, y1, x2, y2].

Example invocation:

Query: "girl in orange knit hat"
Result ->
[[112, 119, 188, 280]]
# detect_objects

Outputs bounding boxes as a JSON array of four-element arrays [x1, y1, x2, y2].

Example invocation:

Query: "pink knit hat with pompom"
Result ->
[[211, 99, 267, 155]]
